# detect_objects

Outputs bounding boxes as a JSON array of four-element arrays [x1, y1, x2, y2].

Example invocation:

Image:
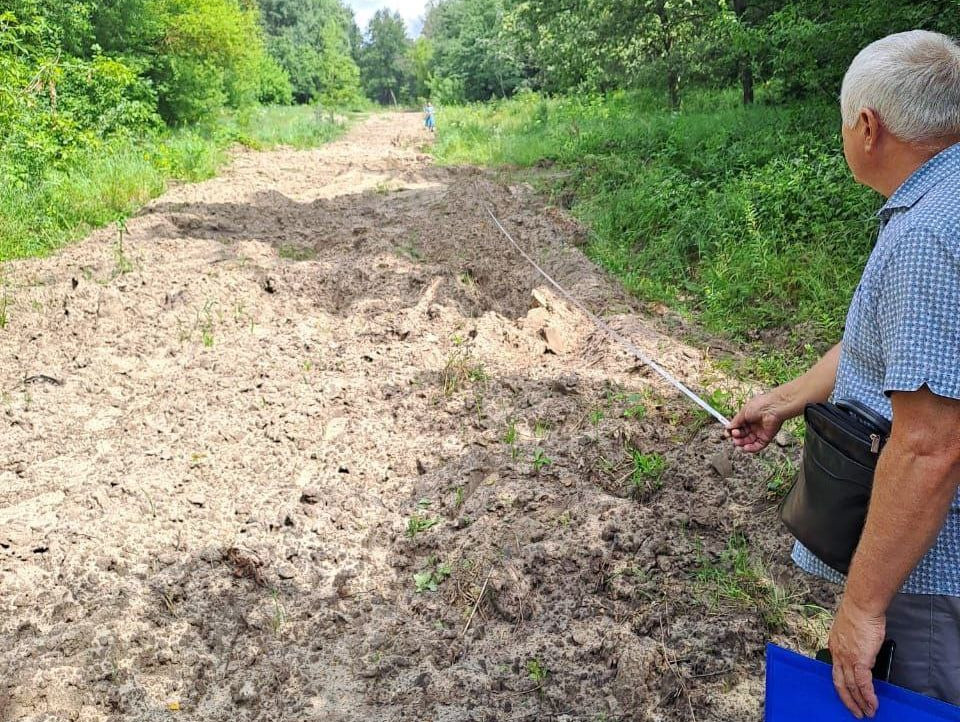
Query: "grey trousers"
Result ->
[[885, 593, 960, 705]]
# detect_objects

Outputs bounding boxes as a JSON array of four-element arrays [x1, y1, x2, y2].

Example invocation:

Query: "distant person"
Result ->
[[728, 30, 960, 717], [424, 102, 435, 133]]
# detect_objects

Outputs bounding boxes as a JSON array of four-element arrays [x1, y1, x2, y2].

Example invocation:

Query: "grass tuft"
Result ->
[[694, 533, 792, 631]]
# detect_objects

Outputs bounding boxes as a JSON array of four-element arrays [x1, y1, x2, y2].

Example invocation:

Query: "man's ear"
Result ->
[[861, 108, 882, 152]]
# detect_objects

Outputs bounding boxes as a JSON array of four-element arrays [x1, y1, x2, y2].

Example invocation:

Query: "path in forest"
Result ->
[[0, 113, 829, 722]]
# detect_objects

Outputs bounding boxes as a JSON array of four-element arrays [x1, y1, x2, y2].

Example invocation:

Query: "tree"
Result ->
[[359, 9, 411, 105], [407, 36, 434, 100], [421, 0, 523, 101], [258, 0, 361, 103], [760, 0, 960, 101], [1, 0, 284, 190], [149, 0, 273, 123], [627, 0, 722, 109], [344, 7, 363, 64], [505, 0, 722, 106]]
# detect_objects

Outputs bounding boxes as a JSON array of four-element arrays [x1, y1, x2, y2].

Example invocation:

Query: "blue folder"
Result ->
[[766, 644, 960, 720]]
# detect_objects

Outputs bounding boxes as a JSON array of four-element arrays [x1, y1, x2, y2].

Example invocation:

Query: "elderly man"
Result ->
[[729, 30, 960, 718]]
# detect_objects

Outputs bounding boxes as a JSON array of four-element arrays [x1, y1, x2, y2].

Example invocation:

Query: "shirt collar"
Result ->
[[878, 142, 960, 220]]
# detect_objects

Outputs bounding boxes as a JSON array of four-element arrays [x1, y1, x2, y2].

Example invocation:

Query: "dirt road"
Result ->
[[1, 113, 832, 721]]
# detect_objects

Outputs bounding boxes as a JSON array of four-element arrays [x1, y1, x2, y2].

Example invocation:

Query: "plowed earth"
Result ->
[[1, 113, 835, 722]]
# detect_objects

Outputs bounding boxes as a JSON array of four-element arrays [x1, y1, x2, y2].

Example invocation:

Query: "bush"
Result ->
[[153, 0, 272, 124], [58, 55, 161, 137], [257, 54, 294, 105]]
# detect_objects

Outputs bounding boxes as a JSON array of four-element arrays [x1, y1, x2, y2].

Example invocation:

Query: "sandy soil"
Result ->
[[1, 113, 836, 722]]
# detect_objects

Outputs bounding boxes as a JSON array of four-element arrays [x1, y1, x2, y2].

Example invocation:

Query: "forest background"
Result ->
[[2, 0, 959, 377]]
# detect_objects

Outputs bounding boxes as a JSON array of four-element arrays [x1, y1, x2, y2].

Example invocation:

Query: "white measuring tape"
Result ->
[[485, 205, 731, 426]]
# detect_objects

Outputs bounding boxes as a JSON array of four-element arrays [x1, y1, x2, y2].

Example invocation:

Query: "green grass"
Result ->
[[532, 448, 552, 472], [0, 105, 348, 263], [433, 90, 879, 383], [226, 104, 352, 149], [694, 533, 792, 630], [627, 449, 665, 498], [278, 244, 318, 261], [526, 658, 549, 683], [405, 512, 439, 539]]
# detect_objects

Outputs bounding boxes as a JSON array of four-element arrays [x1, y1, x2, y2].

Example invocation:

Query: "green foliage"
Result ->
[[407, 37, 433, 100], [0, 0, 287, 198], [414, 0, 959, 108], [502, 418, 518, 445], [258, 0, 361, 105], [628, 449, 665, 498], [763, 456, 798, 499], [434, 91, 876, 349], [509, 0, 724, 106], [526, 658, 549, 682], [621, 393, 647, 420], [702, 389, 736, 421], [153, 0, 272, 124], [532, 448, 551, 472], [760, 2, 957, 102], [256, 53, 294, 105], [230, 104, 346, 148], [359, 9, 410, 105], [629, 450, 665, 482], [414, 559, 452, 592], [421, 0, 522, 102], [695, 533, 791, 630], [405, 512, 439, 538]]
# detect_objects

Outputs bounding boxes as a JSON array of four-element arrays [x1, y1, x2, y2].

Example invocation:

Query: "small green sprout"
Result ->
[[414, 560, 452, 592], [406, 513, 439, 538], [532, 449, 552, 472], [526, 658, 549, 682]]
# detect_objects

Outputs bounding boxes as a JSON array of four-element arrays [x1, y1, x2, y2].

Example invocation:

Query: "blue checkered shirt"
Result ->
[[793, 142, 960, 595]]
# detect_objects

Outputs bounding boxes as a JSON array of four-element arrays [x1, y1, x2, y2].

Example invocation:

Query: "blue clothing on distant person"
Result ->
[[793, 142, 960, 595], [424, 103, 435, 130]]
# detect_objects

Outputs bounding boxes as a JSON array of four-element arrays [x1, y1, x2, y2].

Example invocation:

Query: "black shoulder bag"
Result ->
[[779, 399, 891, 575]]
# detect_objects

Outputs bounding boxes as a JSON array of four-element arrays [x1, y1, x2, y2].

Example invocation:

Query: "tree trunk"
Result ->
[[660, 11, 679, 110], [741, 65, 754, 105], [732, 0, 753, 105], [667, 69, 680, 109]]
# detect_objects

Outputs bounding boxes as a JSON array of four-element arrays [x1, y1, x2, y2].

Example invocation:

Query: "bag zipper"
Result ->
[[870, 434, 881, 454]]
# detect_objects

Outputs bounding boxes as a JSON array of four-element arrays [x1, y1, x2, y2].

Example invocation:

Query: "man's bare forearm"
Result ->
[[845, 436, 959, 615], [771, 343, 842, 419]]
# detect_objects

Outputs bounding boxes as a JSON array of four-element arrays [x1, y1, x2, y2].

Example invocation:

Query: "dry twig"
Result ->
[[461, 568, 493, 637]]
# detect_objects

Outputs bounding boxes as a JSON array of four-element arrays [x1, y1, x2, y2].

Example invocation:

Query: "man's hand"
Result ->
[[828, 596, 886, 719], [727, 343, 841, 453], [727, 392, 787, 453]]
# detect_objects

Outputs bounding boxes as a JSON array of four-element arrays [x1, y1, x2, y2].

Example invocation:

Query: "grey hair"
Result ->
[[841, 30, 960, 143]]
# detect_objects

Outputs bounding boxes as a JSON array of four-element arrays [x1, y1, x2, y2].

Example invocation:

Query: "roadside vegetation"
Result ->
[[0, 106, 347, 262], [433, 91, 877, 382], [0, 0, 368, 262], [407, 0, 959, 383]]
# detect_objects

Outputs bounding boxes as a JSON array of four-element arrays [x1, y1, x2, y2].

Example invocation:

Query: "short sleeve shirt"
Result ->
[[792, 142, 960, 595]]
